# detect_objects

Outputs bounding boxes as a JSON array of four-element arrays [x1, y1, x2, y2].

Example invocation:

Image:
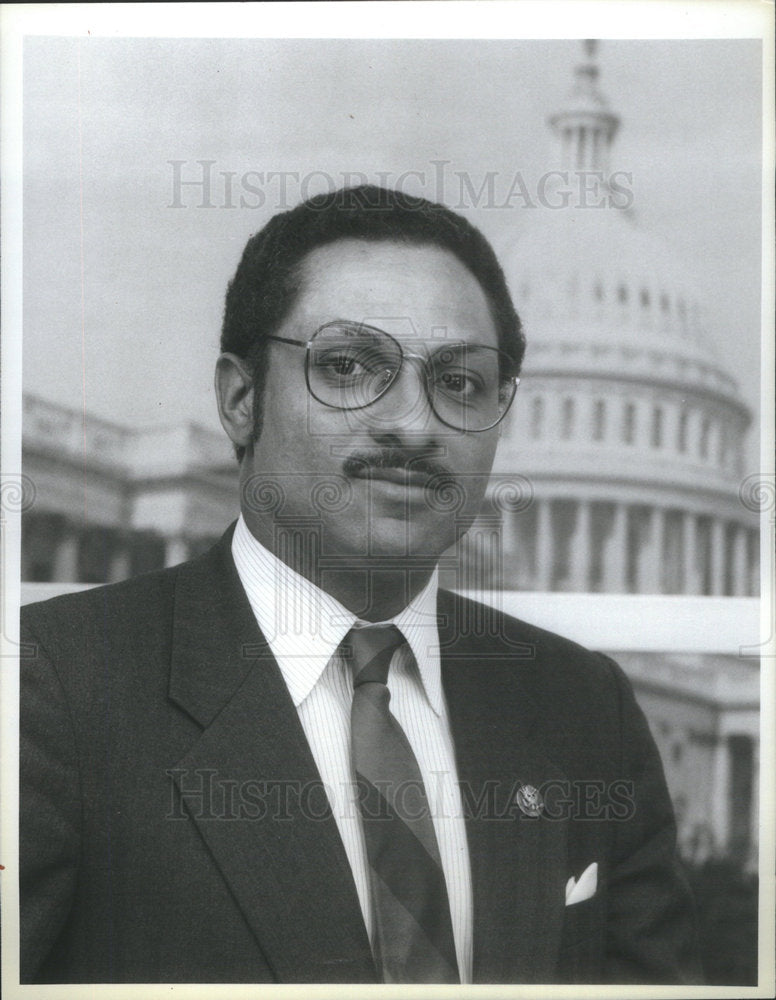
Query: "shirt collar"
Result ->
[[231, 514, 443, 715]]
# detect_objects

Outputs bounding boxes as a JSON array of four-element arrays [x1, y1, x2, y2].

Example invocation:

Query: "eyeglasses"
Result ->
[[266, 320, 519, 433]]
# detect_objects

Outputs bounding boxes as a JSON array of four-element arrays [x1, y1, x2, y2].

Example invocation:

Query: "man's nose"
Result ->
[[362, 355, 440, 439]]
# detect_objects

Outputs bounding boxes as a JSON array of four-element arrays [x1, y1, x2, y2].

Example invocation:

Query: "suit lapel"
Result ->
[[167, 530, 376, 983], [438, 590, 569, 984]]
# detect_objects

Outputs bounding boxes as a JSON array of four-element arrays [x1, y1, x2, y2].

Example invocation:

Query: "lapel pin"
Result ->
[[515, 783, 544, 817]]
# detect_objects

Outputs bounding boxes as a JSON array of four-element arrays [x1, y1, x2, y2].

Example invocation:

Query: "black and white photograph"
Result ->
[[1, 1, 773, 994]]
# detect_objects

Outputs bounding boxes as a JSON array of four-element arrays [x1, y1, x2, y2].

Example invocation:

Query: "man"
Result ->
[[20, 185, 701, 984]]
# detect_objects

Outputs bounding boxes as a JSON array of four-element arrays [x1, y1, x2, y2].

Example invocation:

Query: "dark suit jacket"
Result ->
[[20, 526, 701, 984]]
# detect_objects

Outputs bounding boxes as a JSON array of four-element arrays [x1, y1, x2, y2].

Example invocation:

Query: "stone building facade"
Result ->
[[21, 393, 237, 583]]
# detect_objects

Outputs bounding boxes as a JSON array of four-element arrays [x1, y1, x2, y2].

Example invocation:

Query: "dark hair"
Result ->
[[220, 184, 525, 461]]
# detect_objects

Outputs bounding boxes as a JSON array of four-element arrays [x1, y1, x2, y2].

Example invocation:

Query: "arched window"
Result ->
[[530, 396, 544, 439], [677, 409, 688, 453], [562, 398, 575, 440], [651, 406, 663, 448], [593, 400, 606, 441], [660, 293, 670, 314], [617, 284, 628, 305], [593, 282, 604, 302], [699, 417, 710, 460], [718, 423, 728, 468], [640, 288, 650, 308], [622, 402, 636, 445]]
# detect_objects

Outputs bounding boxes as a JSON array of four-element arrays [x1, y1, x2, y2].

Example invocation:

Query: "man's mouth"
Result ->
[[350, 465, 431, 487], [342, 450, 452, 489]]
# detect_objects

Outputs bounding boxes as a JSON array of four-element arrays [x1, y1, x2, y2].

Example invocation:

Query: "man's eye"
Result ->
[[441, 372, 466, 392], [437, 370, 479, 395], [318, 352, 362, 376], [317, 346, 392, 379], [331, 355, 357, 376]]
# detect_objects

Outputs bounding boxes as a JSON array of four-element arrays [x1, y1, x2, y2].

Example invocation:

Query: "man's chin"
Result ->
[[324, 522, 454, 565], [367, 525, 454, 564]]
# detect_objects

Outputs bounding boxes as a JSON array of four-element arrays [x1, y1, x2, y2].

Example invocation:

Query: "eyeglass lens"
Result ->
[[306, 322, 515, 432]]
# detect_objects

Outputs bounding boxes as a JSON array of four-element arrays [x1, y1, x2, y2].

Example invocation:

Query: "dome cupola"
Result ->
[[548, 39, 619, 174]]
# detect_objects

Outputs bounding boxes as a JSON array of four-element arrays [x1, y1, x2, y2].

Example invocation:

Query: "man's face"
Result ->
[[242, 238, 501, 567]]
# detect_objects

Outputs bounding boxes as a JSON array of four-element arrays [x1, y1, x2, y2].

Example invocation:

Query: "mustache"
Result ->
[[342, 448, 453, 481]]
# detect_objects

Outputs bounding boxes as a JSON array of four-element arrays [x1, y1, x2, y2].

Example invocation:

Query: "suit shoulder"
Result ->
[[444, 589, 614, 666], [441, 589, 626, 703], [440, 591, 639, 770], [21, 564, 180, 649]]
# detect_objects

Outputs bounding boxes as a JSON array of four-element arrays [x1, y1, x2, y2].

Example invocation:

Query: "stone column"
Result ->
[[570, 500, 592, 591], [499, 508, 517, 588], [52, 526, 80, 582], [603, 503, 628, 592], [748, 530, 760, 597], [463, 516, 502, 590], [732, 525, 749, 597], [682, 511, 698, 595], [639, 506, 665, 593], [535, 498, 553, 591], [749, 741, 759, 872], [710, 735, 730, 854], [709, 518, 726, 596], [108, 544, 132, 583], [164, 536, 189, 569]]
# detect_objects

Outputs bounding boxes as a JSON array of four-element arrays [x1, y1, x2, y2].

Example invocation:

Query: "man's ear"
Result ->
[[215, 353, 255, 448]]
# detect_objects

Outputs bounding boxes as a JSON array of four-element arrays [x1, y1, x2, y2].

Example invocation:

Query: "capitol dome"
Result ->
[[503, 205, 726, 373], [465, 42, 758, 597]]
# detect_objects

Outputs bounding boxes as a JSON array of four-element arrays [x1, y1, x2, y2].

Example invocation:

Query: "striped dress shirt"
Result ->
[[231, 514, 473, 982]]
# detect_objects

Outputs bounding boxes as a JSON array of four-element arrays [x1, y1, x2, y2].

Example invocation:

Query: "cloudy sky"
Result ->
[[21, 29, 764, 463]]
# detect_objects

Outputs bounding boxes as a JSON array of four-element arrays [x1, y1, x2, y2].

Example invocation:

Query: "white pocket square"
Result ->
[[565, 862, 598, 905]]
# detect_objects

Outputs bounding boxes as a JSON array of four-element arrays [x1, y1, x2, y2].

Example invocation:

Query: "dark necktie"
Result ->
[[346, 623, 460, 984]]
